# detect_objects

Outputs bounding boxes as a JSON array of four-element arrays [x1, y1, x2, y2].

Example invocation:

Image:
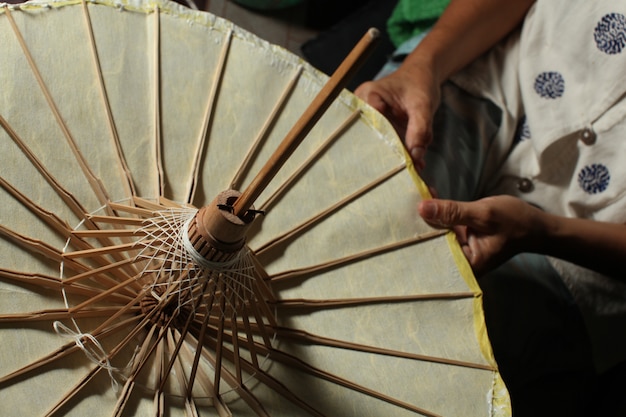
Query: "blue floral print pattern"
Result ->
[[594, 13, 626, 54], [534, 72, 565, 99], [578, 164, 611, 194]]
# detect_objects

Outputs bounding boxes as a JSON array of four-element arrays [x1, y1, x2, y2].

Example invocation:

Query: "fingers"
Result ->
[[355, 79, 435, 170], [419, 200, 490, 274]]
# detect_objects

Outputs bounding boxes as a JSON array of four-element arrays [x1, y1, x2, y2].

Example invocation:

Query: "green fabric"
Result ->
[[387, 0, 451, 47]]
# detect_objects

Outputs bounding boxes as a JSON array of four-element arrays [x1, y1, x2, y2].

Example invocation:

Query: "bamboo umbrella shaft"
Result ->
[[232, 28, 380, 218]]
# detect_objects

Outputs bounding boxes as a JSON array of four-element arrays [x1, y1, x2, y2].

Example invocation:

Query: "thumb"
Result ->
[[418, 199, 469, 227]]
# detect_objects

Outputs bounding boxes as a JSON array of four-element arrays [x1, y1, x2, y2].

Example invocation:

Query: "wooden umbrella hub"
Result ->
[[186, 190, 257, 263]]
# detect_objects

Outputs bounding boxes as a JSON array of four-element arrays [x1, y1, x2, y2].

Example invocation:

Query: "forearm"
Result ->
[[401, 0, 536, 84], [537, 213, 626, 279]]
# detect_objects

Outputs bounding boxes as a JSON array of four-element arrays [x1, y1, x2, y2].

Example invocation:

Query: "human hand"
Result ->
[[355, 63, 440, 171], [418, 196, 547, 275]]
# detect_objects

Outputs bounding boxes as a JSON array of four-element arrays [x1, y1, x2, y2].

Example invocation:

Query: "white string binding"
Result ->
[[180, 217, 246, 272], [53, 321, 121, 392]]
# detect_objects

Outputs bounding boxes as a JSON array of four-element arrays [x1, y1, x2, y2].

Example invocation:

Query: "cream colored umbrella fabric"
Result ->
[[0, 0, 509, 415]]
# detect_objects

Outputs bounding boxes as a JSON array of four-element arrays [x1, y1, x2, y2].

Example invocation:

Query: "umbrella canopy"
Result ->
[[0, 0, 509, 416]]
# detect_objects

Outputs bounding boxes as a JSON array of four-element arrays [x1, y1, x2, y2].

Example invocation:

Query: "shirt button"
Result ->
[[517, 178, 534, 193], [580, 128, 596, 145]]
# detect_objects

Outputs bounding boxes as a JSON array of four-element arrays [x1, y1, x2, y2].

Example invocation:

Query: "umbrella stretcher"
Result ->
[[0, 0, 510, 416]]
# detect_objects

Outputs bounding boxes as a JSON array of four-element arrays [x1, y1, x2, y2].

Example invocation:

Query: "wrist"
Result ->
[[399, 33, 450, 87], [530, 208, 555, 254]]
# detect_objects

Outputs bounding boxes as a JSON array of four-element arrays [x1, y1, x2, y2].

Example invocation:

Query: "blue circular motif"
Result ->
[[514, 115, 531, 143], [534, 72, 565, 99], [594, 13, 626, 54], [578, 163, 611, 194]]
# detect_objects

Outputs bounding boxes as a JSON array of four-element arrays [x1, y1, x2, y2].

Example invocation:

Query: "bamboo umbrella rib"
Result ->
[[258, 109, 362, 212], [229, 64, 304, 191], [254, 163, 407, 256], [179, 337, 271, 417], [0, 269, 134, 302], [274, 327, 495, 372], [0, 176, 74, 238], [186, 278, 219, 399], [0, 115, 143, 281], [152, 330, 166, 417], [199, 324, 447, 416], [112, 308, 203, 416], [65, 267, 141, 299], [192, 330, 326, 417], [179, 345, 227, 416], [0, 176, 137, 272], [89, 286, 151, 336], [177, 350, 203, 417], [248, 252, 276, 302], [265, 346, 442, 417], [217, 291, 275, 350], [0, 306, 139, 323], [158, 195, 188, 208], [232, 29, 380, 217], [273, 292, 476, 310], [213, 280, 228, 394], [4, 5, 112, 209], [190, 301, 271, 372], [45, 365, 103, 417], [113, 323, 160, 417], [201, 320, 440, 417], [0, 223, 72, 266], [62, 256, 137, 286], [167, 330, 200, 417], [71, 228, 153, 238], [114, 305, 194, 413], [0, 114, 91, 223], [108, 201, 159, 217], [133, 196, 177, 211], [87, 214, 147, 226], [62, 239, 149, 259], [0, 116, 143, 270], [0, 114, 144, 279], [240, 303, 262, 369], [186, 315, 215, 400], [0, 338, 82, 387], [249, 277, 279, 329], [93, 279, 190, 363], [153, 5, 165, 196], [269, 229, 449, 282], [0, 315, 139, 387], [68, 275, 144, 314], [200, 311, 492, 371], [186, 29, 233, 204], [112, 376, 135, 417], [81, 0, 136, 198], [230, 298, 243, 385], [155, 279, 211, 393], [47, 316, 163, 413]]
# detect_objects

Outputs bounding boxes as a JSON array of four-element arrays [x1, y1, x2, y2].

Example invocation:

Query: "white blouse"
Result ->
[[451, 0, 626, 372]]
